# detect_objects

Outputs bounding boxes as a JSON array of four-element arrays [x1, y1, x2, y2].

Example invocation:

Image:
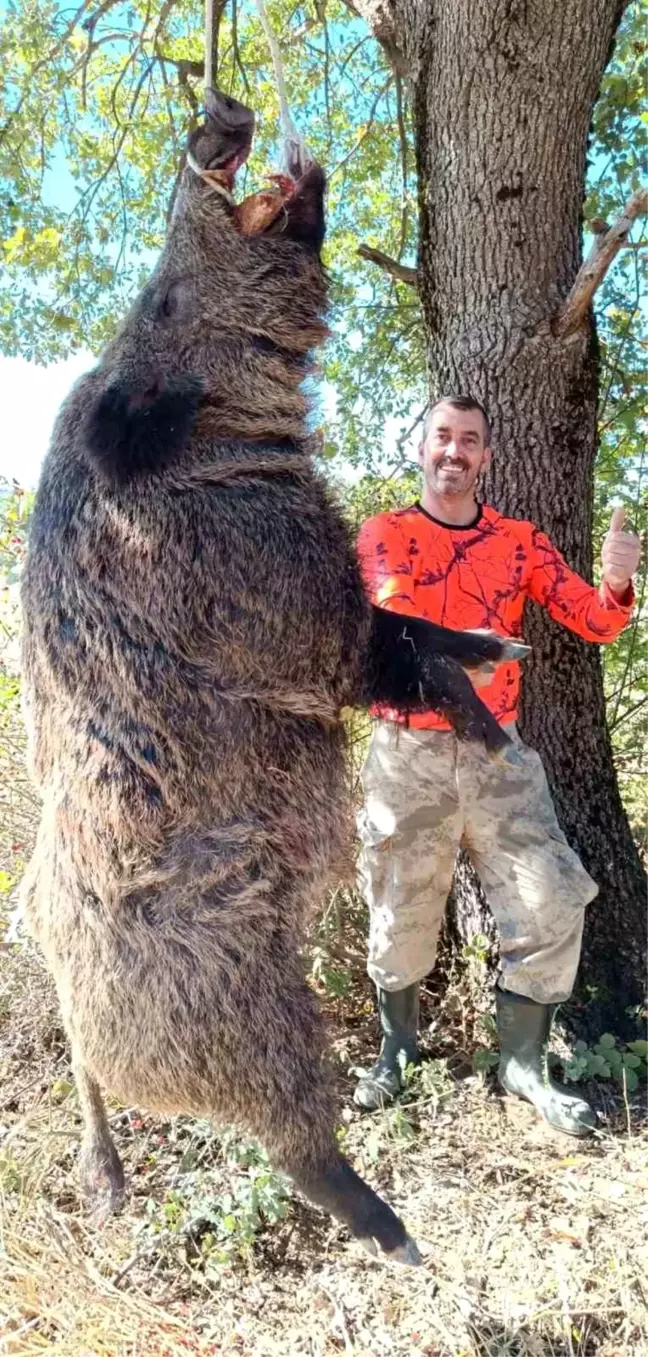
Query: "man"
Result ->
[[355, 395, 640, 1136]]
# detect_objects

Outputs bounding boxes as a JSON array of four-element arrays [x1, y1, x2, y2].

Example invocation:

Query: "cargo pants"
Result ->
[[357, 721, 598, 1004]]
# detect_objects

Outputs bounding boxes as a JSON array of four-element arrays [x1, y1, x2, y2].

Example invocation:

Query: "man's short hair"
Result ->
[[423, 395, 492, 446]]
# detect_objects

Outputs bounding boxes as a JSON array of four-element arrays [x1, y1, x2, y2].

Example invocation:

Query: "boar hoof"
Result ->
[[488, 741, 525, 769], [385, 1231, 423, 1266], [360, 1231, 422, 1266], [79, 1139, 125, 1216]]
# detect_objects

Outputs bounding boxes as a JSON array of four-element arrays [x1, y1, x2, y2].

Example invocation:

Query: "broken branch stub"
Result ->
[[554, 188, 648, 338], [357, 243, 418, 287]]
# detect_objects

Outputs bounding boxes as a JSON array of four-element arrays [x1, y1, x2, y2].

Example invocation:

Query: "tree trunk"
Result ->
[[353, 0, 646, 1036]]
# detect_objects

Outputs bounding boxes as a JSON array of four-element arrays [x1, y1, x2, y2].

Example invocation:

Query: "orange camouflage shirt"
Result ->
[[357, 502, 634, 730]]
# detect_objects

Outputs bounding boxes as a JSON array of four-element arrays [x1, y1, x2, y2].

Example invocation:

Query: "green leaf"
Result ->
[[626, 1040, 648, 1058], [597, 1033, 617, 1049], [621, 1067, 639, 1094]]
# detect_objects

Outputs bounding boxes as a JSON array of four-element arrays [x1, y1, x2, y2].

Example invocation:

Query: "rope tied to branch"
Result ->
[[204, 0, 217, 98], [252, 0, 308, 174], [192, 0, 309, 214]]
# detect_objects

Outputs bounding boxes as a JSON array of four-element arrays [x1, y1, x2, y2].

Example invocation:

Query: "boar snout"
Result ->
[[205, 88, 255, 135]]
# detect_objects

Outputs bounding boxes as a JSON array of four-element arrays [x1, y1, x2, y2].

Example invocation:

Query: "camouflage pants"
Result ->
[[357, 721, 598, 1004]]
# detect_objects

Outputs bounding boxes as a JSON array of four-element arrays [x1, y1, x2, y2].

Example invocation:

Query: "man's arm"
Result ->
[[527, 509, 639, 642]]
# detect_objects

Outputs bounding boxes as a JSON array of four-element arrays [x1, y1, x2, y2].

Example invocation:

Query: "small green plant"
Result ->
[[558, 1034, 647, 1094], [308, 945, 351, 999], [461, 933, 496, 1010], [138, 1130, 291, 1269], [472, 1010, 500, 1076], [402, 1056, 453, 1116], [0, 1150, 23, 1193], [461, 933, 492, 968], [361, 1102, 417, 1166], [359, 1056, 453, 1167], [473, 1047, 500, 1076]]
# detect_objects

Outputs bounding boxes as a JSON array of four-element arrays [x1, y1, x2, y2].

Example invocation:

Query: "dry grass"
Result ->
[[1, 941, 646, 1357]]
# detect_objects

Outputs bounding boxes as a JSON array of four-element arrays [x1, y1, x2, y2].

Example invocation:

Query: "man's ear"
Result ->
[[417, 440, 426, 469], [83, 374, 204, 486], [482, 446, 492, 472], [283, 164, 326, 250]]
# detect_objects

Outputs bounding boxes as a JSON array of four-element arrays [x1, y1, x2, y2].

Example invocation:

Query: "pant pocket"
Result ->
[[356, 810, 394, 913]]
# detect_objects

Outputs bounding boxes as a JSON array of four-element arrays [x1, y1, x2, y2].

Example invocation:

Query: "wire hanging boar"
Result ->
[[20, 91, 528, 1266]]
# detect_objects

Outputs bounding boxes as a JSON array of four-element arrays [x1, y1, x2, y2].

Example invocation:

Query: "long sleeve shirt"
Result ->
[[357, 501, 634, 730]]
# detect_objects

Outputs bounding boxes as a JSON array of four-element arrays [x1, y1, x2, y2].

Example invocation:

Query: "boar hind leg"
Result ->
[[232, 957, 421, 1264], [288, 1153, 421, 1265], [73, 1054, 125, 1215]]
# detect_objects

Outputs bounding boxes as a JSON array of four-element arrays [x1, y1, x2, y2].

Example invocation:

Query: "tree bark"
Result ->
[[353, 0, 646, 1036]]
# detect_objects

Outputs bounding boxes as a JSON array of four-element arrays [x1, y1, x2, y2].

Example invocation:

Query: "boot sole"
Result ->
[[353, 1085, 398, 1112], [499, 1084, 597, 1137]]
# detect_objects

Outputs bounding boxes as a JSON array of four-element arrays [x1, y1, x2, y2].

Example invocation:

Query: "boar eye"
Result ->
[[161, 287, 178, 319], [158, 281, 189, 323]]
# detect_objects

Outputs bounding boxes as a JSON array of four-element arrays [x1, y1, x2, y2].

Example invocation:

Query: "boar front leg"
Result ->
[[73, 1053, 125, 1215], [363, 606, 530, 759]]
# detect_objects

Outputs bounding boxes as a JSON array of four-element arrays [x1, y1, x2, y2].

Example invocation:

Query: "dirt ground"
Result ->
[[1, 936, 646, 1357]]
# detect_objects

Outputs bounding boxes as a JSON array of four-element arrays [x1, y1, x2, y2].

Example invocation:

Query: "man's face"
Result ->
[[419, 402, 491, 497]]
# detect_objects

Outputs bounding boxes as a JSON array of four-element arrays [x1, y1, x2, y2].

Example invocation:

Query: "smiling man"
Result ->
[[355, 394, 641, 1135]]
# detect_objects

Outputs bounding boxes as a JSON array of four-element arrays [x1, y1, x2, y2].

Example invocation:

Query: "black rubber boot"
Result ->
[[354, 984, 420, 1111], [496, 989, 597, 1137]]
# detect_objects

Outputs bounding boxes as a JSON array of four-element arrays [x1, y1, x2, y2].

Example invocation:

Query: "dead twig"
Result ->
[[357, 243, 418, 288], [554, 188, 648, 337]]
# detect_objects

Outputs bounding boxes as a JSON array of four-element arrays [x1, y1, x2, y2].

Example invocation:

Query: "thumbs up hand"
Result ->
[[601, 507, 641, 596]]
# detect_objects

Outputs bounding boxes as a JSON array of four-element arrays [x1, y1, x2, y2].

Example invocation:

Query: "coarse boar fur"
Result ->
[[20, 90, 526, 1264]]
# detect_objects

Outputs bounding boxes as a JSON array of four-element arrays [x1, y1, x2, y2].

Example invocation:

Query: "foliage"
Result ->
[[358, 1057, 453, 1165], [557, 1033, 648, 1096], [471, 1011, 648, 1096], [0, 480, 34, 935], [586, 4, 648, 851], [402, 1055, 454, 1114], [135, 1122, 291, 1270]]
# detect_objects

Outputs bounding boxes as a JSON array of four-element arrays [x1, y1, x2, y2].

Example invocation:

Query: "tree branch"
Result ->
[[339, 0, 408, 77], [231, 0, 252, 96], [554, 188, 648, 338], [357, 243, 418, 287], [0, 0, 99, 143], [82, 0, 122, 38], [328, 74, 391, 179]]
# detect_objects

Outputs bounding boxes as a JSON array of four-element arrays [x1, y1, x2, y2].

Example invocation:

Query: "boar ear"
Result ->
[[283, 165, 326, 251], [83, 375, 204, 486]]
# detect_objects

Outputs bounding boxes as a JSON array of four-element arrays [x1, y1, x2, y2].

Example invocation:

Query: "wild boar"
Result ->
[[20, 89, 526, 1265]]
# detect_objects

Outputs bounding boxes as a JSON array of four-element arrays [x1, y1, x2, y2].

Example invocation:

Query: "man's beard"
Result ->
[[428, 459, 479, 495]]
